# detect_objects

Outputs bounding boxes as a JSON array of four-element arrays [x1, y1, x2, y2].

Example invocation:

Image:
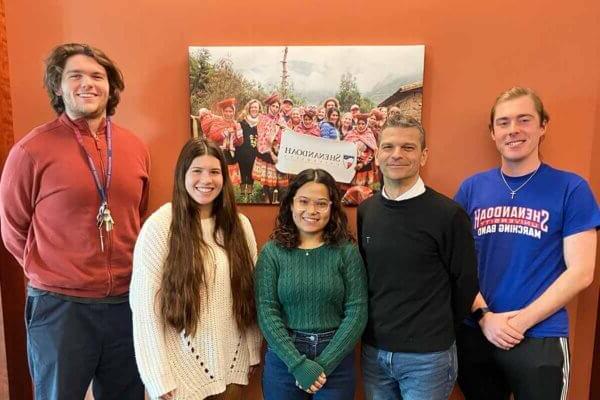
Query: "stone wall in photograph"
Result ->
[[392, 90, 423, 122]]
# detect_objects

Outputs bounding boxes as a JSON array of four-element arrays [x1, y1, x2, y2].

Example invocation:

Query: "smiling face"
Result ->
[[282, 102, 293, 114], [222, 106, 235, 120], [268, 102, 280, 116], [291, 109, 301, 124], [291, 181, 331, 242], [325, 100, 337, 110], [57, 54, 109, 121], [317, 107, 326, 120], [303, 114, 314, 127], [341, 113, 353, 128], [185, 155, 224, 217], [376, 126, 428, 187], [329, 110, 339, 124], [368, 114, 377, 127], [248, 101, 260, 118], [491, 95, 546, 167], [356, 119, 367, 132]]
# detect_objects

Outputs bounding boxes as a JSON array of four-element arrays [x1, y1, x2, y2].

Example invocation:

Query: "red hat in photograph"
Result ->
[[264, 93, 281, 105], [303, 107, 317, 119], [217, 97, 236, 110], [355, 113, 370, 122], [370, 109, 385, 121], [342, 185, 373, 206]]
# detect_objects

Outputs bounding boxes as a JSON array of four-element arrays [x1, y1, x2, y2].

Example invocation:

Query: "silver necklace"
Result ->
[[500, 166, 540, 199]]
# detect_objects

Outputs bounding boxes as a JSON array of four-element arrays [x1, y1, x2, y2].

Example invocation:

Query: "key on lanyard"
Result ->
[[96, 202, 115, 252], [103, 208, 114, 232]]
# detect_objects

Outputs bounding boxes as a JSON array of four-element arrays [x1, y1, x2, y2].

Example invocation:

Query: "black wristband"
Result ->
[[472, 307, 490, 322]]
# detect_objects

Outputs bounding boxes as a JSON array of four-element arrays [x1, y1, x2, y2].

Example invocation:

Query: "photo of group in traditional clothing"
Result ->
[[189, 45, 425, 204]]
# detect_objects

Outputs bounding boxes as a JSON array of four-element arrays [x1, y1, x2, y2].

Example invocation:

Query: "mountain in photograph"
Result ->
[[365, 74, 423, 104]]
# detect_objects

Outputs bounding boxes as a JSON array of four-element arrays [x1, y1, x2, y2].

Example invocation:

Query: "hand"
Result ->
[[507, 313, 531, 336], [271, 152, 278, 163], [296, 372, 327, 394], [160, 390, 175, 400], [355, 162, 363, 171], [479, 311, 524, 350], [248, 365, 258, 376]]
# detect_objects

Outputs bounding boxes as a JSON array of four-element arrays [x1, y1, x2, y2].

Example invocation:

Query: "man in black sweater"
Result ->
[[358, 114, 478, 400]]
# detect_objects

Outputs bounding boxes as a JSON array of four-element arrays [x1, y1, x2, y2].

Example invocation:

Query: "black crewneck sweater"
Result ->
[[357, 188, 478, 352]]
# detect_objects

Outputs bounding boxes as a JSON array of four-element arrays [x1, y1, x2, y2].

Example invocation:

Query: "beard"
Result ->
[[62, 96, 108, 120]]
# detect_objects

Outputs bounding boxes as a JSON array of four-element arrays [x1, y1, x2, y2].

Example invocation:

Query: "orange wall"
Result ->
[[4, 0, 600, 399]]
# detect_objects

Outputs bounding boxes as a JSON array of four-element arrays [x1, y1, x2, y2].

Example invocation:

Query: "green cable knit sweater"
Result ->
[[255, 240, 368, 390]]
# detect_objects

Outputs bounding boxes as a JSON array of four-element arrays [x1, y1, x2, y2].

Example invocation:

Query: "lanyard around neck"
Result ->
[[71, 119, 113, 205]]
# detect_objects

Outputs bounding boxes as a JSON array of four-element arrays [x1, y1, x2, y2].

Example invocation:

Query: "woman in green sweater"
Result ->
[[255, 169, 368, 399]]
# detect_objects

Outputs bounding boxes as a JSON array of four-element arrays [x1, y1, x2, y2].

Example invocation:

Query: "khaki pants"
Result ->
[[206, 384, 244, 400]]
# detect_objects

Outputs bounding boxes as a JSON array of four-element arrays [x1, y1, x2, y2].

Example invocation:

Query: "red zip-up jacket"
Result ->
[[0, 114, 150, 298]]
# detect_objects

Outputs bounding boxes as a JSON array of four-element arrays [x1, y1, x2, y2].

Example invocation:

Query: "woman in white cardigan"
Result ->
[[130, 138, 261, 400]]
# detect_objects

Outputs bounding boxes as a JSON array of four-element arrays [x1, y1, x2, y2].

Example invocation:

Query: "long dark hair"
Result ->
[[44, 43, 124, 116], [326, 107, 341, 130], [271, 169, 353, 248], [160, 138, 255, 336]]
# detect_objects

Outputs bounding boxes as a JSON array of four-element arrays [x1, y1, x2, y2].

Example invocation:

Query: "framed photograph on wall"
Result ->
[[188, 45, 425, 205]]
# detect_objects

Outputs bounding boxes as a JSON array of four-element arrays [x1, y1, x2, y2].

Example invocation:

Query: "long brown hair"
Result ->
[[271, 169, 354, 248], [326, 107, 342, 130], [160, 138, 256, 336]]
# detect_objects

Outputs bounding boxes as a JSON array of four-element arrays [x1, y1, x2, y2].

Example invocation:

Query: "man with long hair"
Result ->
[[455, 87, 599, 400], [0, 43, 149, 399]]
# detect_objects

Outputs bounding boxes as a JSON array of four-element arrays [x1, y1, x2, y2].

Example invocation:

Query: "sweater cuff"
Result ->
[[145, 373, 177, 400], [315, 353, 337, 376], [246, 326, 263, 365], [291, 358, 324, 390], [249, 345, 262, 366]]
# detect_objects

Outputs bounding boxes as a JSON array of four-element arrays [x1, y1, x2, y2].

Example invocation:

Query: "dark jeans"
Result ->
[[262, 330, 356, 400], [457, 324, 569, 400], [25, 293, 144, 400]]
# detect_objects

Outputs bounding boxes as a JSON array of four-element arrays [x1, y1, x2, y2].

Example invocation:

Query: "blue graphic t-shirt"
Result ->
[[455, 163, 600, 337]]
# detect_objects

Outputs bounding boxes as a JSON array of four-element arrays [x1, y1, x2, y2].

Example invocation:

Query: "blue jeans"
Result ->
[[361, 342, 457, 400], [262, 330, 356, 400], [25, 293, 144, 400]]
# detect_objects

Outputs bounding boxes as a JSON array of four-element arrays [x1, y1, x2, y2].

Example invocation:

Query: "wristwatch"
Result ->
[[472, 307, 490, 322]]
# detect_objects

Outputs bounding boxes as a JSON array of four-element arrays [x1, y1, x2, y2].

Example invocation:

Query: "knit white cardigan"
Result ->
[[130, 203, 262, 399]]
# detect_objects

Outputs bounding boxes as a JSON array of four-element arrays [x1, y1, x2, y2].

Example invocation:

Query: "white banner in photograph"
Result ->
[[276, 129, 357, 183]]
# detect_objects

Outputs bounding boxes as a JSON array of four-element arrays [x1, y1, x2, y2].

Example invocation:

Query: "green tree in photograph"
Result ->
[[275, 80, 306, 106], [198, 58, 245, 109], [189, 48, 213, 115], [192, 56, 268, 116], [336, 72, 375, 112]]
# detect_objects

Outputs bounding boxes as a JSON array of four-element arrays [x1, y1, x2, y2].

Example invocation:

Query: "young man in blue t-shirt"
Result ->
[[455, 87, 600, 400]]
